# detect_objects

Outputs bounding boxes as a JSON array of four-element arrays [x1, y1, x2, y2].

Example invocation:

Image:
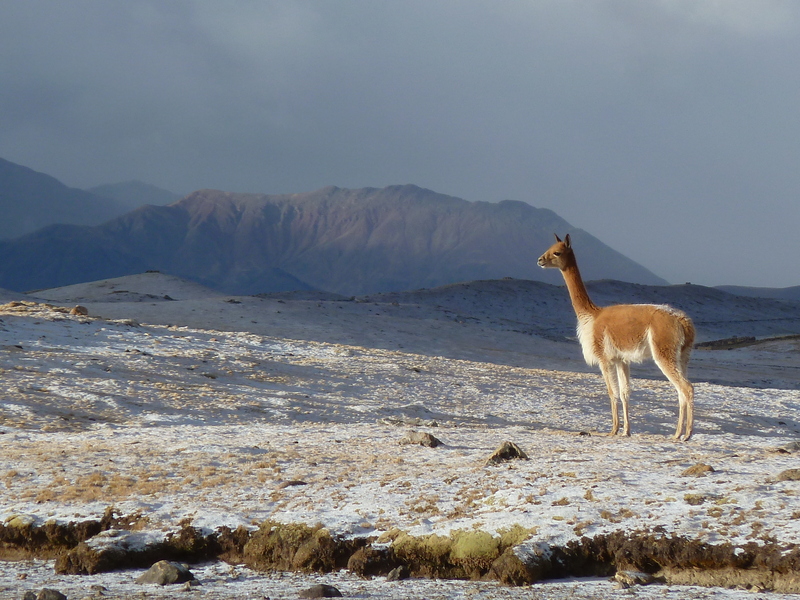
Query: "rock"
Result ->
[[5, 513, 36, 528], [614, 570, 656, 586], [681, 463, 715, 477], [485, 441, 528, 465], [298, 583, 342, 598], [769, 441, 800, 454], [36, 590, 67, 600], [612, 580, 630, 590], [70, 305, 89, 316], [489, 544, 552, 585], [386, 565, 409, 581], [346, 545, 396, 577], [135, 560, 194, 585], [400, 431, 442, 447], [22, 592, 36, 600], [683, 493, 708, 505], [276, 480, 308, 489], [777, 468, 800, 481]]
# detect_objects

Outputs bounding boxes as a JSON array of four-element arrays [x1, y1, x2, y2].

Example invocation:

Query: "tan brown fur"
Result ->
[[538, 234, 695, 440]]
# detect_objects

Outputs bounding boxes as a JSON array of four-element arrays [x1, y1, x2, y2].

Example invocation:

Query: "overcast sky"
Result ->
[[1, 1, 799, 287]]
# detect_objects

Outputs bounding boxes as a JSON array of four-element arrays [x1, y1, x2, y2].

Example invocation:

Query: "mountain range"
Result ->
[[0, 182, 667, 295], [2, 156, 796, 298]]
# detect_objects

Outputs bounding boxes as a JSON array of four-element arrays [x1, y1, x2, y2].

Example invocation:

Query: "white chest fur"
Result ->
[[576, 313, 598, 366]]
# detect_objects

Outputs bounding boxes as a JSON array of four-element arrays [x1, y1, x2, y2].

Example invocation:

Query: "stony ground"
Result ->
[[1, 286, 800, 598]]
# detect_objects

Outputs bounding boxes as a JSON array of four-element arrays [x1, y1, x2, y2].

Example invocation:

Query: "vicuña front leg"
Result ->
[[615, 362, 631, 436], [600, 362, 621, 435], [674, 381, 694, 441]]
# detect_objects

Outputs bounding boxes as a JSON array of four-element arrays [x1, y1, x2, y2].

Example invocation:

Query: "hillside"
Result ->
[[0, 157, 127, 239], [0, 185, 666, 295], [33, 271, 800, 389]]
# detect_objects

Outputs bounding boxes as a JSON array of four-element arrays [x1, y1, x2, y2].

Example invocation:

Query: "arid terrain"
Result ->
[[2, 273, 800, 599]]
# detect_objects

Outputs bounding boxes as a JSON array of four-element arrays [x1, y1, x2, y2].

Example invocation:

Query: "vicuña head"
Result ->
[[538, 234, 695, 440]]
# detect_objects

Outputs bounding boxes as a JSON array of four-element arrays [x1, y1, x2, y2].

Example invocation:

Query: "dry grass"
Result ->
[[599, 508, 637, 523]]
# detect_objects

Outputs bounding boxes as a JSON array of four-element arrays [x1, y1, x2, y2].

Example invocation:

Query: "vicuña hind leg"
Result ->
[[654, 352, 694, 441], [681, 344, 694, 439]]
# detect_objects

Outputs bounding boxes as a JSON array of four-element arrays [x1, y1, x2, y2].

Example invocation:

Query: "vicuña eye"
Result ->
[[553, 252, 561, 256]]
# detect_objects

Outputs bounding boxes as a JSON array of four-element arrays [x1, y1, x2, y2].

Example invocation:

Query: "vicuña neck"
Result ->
[[561, 263, 599, 317]]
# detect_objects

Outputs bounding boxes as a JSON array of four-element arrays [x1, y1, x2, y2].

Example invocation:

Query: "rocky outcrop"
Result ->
[[0, 508, 137, 560], [239, 522, 367, 573], [54, 522, 217, 575], [3, 511, 800, 592]]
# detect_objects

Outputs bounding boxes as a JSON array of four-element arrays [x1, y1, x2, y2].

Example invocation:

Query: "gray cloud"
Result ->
[[1, 0, 799, 286]]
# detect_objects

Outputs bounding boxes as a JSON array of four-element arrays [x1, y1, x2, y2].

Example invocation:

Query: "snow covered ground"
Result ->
[[2, 273, 800, 598]]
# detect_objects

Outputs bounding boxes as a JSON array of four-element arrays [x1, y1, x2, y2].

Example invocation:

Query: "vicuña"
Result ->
[[538, 234, 695, 440]]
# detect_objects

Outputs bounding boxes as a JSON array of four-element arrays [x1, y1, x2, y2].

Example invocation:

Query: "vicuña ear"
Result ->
[[564, 234, 571, 248], [554, 234, 562, 242]]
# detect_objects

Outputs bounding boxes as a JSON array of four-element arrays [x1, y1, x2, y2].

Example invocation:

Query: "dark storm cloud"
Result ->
[[1, 1, 799, 286]]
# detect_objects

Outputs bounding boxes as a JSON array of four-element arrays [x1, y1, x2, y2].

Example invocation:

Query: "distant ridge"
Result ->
[[0, 157, 126, 239], [88, 181, 181, 210], [716, 285, 800, 303], [365, 277, 800, 342], [0, 184, 667, 295]]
